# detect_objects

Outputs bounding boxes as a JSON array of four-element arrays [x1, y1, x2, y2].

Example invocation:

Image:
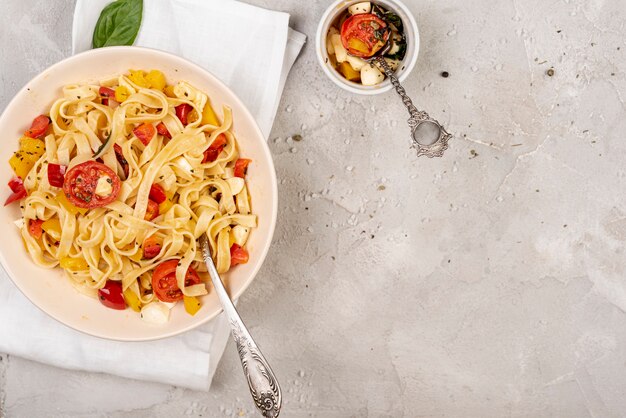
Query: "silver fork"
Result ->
[[200, 235, 281, 417]]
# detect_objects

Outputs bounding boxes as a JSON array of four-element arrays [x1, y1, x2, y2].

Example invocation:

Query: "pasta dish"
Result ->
[[5, 69, 256, 323]]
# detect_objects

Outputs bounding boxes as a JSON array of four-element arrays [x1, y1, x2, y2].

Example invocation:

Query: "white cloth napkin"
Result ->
[[0, 0, 304, 391]]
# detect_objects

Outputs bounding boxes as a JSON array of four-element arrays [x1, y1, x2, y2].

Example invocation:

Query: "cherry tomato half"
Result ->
[[149, 183, 167, 204], [143, 236, 162, 259], [145, 199, 159, 221], [62, 161, 121, 209], [28, 219, 44, 239], [340, 13, 390, 58], [156, 122, 171, 139], [233, 158, 251, 178], [99, 86, 116, 106], [133, 123, 156, 146], [152, 259, 202, 302], [98, 280, 126, 310], [4, 177, 27, 206], [113, 144, 129, 179], [175, 103, 193, 126], [202, 133, 227, 163], [230, 244, 249, 267], [24, 115, 51, 139]]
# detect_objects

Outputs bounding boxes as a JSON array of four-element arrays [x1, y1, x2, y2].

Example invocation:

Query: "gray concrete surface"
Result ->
[[2, 0, 626, 416]]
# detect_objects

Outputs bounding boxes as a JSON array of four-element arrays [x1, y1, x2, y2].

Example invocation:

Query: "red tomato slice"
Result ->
[[24, 115, 51, 139], [230, 244, 249, 267], [8, 177, 25, 193], [234, 158, 251, 178], [62, 161, 121, 209], [149, 183, 167, 204], [133, 123, 156, 146], [156, 122, 171, 139], [145, 199, 159, 221], [113, 144, 129, 179], [143, 236, 162, 259], [4, 177, 27, 206], [175, 103, 193, 126], [47, 163, 67, 188], [99, 86, 116, 106], [202, 133, 227, 163], [152, 259, 202, 302], [98, 280, 126, 310], [28, 219, 44, 239], [340, 13, 390, 58]]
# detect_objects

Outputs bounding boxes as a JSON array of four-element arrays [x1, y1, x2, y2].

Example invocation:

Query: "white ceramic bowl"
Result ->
[[0, 46, 277, 341], [315, 0, 420, 95]]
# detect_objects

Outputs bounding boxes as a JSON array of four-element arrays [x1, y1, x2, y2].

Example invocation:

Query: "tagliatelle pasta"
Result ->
[[9, 70, 256, 321]]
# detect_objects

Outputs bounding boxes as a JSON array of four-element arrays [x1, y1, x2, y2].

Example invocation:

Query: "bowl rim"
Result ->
[[315, 0, 420, 95], [0, 45, 278, 341]]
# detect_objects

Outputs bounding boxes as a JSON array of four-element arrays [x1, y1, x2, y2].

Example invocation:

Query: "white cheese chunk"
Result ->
[[348, 2, 371, 14], [226, 177, 245, 195], [94, 175, 113, 197], [223, 167, 235, 179], [346, 55, 366, 71], [326, 27, 339, 55], [388, 41, 401, 55], [231, 225, 250, 247], [140, 302, 170, 324], [330, 34, 348, 63], [173, 156, 193, 174], [361, 64, 385, 86]]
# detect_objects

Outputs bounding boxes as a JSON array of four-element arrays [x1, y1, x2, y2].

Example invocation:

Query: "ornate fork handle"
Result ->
[[200, 236, 281, 417], [375, 57, 452, 158]]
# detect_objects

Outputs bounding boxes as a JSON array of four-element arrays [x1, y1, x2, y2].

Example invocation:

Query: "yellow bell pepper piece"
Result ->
[[128, 69, 150, 88], [10, 137, 45, 178], [41, 218, 61, 236], [56, 192, 88, 215], [338, 61, 361, 82], [163, 85, 176, 98], [158, 199, 173, 214], [115, 86, 130, 102], [183, 295, 201, 316], [19, 137, 45, 154], [9, 152, 35, 179], [347, 37, 371, 54], [60, 257, 88, 271], [145, 70, 166, 90], [201, 98, 220, 126], [123, 288, 142, 312]]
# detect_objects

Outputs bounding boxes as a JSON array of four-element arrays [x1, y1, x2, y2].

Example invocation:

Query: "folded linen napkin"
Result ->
[[0, 0, 304, 391]]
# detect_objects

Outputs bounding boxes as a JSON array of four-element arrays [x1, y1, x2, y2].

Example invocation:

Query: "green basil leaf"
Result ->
[[92, 0, 143, 49], [383, 11, 403, 33], [93, 134, 112, 159]]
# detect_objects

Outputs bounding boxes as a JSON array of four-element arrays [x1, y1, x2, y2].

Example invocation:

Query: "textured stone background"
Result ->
[[1, 0, 626, 416]]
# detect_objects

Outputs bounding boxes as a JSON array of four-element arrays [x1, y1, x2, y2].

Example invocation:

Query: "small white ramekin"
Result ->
[[315, 0, 420, 95]]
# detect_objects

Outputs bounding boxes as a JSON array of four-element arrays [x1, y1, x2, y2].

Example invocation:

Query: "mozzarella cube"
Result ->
[[226, 177, 245, 195], [231, 225, 250, 247], [347, 55, 366, 71], [330, 34, 348, 63], [95, 175, 113, 197], [348, 2, 371, 14], [326, 27, 339, 55], [389, 41, 401, 56], [140, 302, 170, 324], [361, 64, 385, 86]]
